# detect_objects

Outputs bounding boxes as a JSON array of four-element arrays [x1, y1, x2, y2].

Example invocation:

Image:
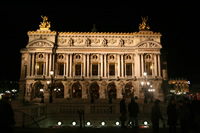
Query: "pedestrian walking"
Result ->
[[0, 96, 15, 133], [120, 95, 127, 128], [151, 99, 164, 133], [178, 100, 190, 133], [167, 98, 178, 133], [128, 97, 139, 128]]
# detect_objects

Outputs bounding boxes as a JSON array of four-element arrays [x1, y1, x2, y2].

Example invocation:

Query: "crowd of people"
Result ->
[[120, 96, 200, 133]]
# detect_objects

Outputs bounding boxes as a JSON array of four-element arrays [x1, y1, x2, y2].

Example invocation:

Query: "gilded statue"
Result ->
[[139, 16, 150, 31], [39, 15, 51, 30]]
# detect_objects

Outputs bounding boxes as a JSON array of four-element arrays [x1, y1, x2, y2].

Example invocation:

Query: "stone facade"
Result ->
[[19, 27, 164, 103]]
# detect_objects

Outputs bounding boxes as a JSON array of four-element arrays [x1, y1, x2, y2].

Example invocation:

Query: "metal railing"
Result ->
[[14, 110, 40, 128]]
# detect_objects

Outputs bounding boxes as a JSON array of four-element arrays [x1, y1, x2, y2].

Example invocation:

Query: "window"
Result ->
[[75, 64, 81, 76], [36, 62, 44, 75], [58, 63, 64, 75], [109, 64, 115, 76], [24, 65, 27, 77], [126, 63, 132, 76], [92, 64, 98, 76], [145, 62, 153, 75]]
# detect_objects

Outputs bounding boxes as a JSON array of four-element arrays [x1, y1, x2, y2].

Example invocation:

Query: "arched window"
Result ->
[[54, 82, 64, 98], [144, 54, 153, 75], [72, 82, 82, 98], [107, 82, 117, 99], [89, 82, 99, 99], [33, 82, 44, 98], [125, 83, 134, 98]]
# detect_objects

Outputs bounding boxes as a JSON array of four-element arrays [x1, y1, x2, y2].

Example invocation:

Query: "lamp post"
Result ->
[[141, 72, 150, 103], [47, 70, 54, 103]]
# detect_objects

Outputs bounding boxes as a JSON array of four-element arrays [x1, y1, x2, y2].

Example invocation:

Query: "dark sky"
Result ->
[[0, 5, 199, 84]]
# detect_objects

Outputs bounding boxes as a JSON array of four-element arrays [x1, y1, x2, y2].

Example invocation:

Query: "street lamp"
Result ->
[[47, 70, 54, 103]]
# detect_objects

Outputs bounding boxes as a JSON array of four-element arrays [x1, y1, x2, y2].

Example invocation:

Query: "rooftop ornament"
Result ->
[[139, 16, 150, 31], [39, 15, 51, 30]]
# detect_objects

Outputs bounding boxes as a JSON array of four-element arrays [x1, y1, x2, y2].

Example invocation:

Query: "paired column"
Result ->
[[101, 54, 103, 77], [137, 53, 141, 77], [141, 54, 144, 76], [118, 54, 120, 77], [87, 54, 90, 77], [83, 54, 86, 77], [45, 53, 48, 76], [121, 54, 124, 78], [31, 53, 35, 76], [158, 54, 161, 77], [69, 54, 72, 77], [66, 54, 69, 77], [104, 54, 107, 78], [27, 54, 31, 77], [154, 54, 158, 77]]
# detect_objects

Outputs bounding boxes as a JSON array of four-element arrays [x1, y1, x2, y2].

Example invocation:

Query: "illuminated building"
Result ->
[[168, 78, 189, 95], [19, 16, 164, 103]]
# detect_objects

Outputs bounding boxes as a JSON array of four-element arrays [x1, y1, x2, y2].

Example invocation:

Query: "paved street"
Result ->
[[13, 127, 182, 133]]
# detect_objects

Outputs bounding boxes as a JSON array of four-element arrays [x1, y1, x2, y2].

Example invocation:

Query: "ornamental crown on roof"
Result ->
[[39, 15, 51, 30]]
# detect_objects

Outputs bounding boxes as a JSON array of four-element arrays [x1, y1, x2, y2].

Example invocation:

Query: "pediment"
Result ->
[[26, 39, 54, 48], [136, 41, 162, 48]]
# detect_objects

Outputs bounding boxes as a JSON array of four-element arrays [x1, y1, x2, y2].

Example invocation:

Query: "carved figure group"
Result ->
[[139, 16, 150, 31], [39, 15, 51, 29]]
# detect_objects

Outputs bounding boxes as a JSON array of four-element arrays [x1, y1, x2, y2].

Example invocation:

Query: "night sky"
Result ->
[[0, 5, 199, 84]]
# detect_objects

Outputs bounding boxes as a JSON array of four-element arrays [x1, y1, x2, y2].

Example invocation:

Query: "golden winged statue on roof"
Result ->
[[39, 15, 51, 30], [139, 16, 150, 31]]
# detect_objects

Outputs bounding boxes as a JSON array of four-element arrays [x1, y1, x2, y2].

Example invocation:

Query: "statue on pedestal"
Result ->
[[39, 15, 51, 30], [139, 16, 150, 31]]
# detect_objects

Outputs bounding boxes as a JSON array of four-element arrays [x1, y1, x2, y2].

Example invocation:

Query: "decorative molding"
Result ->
[[138, 41, 162, 48]]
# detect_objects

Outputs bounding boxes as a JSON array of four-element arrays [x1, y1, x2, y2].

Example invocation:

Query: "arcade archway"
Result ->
[[72, 82, 82, 98], [89, 82, 99, 99], [54, 82, 64, 98], [125, 82, 134, 98], [33, 82, 44, 98], [107, 82, 117, 99]]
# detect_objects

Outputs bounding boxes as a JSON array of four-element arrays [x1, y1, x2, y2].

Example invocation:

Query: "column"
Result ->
[[104, 54, 107, 78], [137, 53, 141, 77], [154, 54, 158, 77], [69, 54, 72, 77], [121, 54, 124, 78], [27, 53, 31, 77], [66, 54, 69, 77], [101, 54, 103, 77], [64, 63, 66, 76], [43, 62, 45, 75], [118, 54, 120, 77], [46, 53, 48, 76], [141, 54, 144, 76], [52, 54, 55, 71], [87, 54, 89, 77], [158, 54, 161, 77], [134, 54, 138, 77], [31, 53, 35, 76], [49, 54, 52, 76], [132, 63, 134, 78], [83, 54, 86, 77]]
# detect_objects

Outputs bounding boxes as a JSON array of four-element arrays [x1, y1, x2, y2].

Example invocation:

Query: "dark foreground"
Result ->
[[12, 127, 182, 133]]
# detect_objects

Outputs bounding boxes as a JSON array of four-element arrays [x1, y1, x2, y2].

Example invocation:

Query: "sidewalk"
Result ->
[[13, 127, 182, 133]]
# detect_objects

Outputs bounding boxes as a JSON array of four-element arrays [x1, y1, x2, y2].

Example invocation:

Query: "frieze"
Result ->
[[138, 42, 161, 48], [29, 41, 52, 47]]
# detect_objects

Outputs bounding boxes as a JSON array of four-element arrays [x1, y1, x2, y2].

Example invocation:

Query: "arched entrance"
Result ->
[[72, 82, 82, 98], [54, 82, 64, 98], [107, 82, 117, 99], [125, 82, 134, 98], [33, 82, 44, 99], [89, 82, 99, 99]]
